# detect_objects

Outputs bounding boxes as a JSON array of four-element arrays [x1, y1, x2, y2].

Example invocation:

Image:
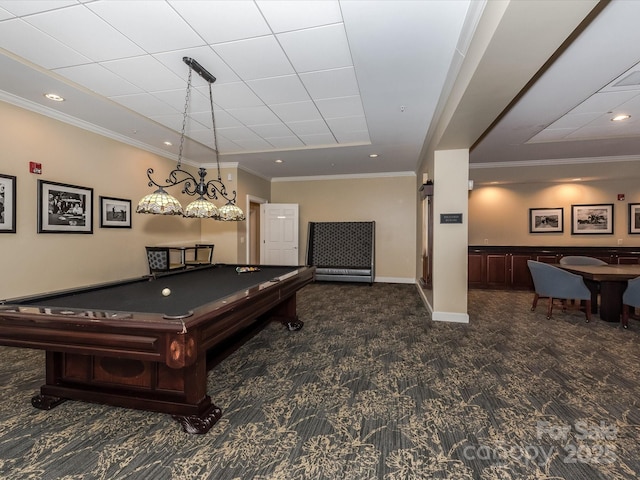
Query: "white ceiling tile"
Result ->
[[234, 137, 275, 150], [527, 128, 575, 143], [298, 132, 337, 146], [250, 123, 294, 138], [326, 116, 368, 133], [286, 119, 331, 136], [110, 92, 178, 116], [300, 67, 359, 99], [315, 95, 364, 118], [333, 130, 370, 144], [247, 75, 310, 105], [278, 24, 352, 73], [257, 0, 342, 33], [100, 55, 185, 92], [54, 64, 142, 97], [264, 136, 305, 149], [212, 36, 294, 80], [544, 112, 601, 130], [270, 101, 322, 122], [192, 109, 243, 129], [0, 0, 77, 16], [216, 137, 243, 153], [569, 91, 639, 114], [209, 82, 264, 109], [226, 106, 281, 125], [217, 126, 263, 142], [24, 6, 145, 61], [0, 7, 14, 20], [0, 18, 90, 68], [87, 0, 204, 54], [154, 47, 240, 86], [169, 0, 271, 43], [150, 113, 205, 132], [151, 88, 208, 113]]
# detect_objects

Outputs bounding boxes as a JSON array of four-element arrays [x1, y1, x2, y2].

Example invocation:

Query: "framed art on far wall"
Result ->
[[571, 203, 614, 235], [100, 196, 132, 228], [529, 207, 563, 233], [38, 180, 93, 233], [629, 203, 640, 234], [0, 173, 16, 233]]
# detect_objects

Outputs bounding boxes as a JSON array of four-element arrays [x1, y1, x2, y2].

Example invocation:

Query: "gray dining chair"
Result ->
[[559, 256, 607, 266], [527, 260, 592, 321], [621, 276, 640, 329]]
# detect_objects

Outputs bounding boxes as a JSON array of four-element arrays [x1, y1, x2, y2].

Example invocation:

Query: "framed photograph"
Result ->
[[0, 174, 16, 233], [38, 180, 93, 234], [100, 196, 132, 228], [571, 203, 614, 235], [629, 203, 640, 234], [529, 207, 563, 233]]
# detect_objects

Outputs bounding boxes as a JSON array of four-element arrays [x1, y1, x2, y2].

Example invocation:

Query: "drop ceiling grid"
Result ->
[[0, 0, 369, 155]]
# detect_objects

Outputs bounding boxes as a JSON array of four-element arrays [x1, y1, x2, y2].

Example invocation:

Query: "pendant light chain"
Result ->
[[208, 82, 222, 182], [177, 67, 193, 170]]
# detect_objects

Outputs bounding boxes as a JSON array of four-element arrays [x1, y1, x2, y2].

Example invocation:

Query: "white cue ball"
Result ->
[[162, 288, 171, 297]]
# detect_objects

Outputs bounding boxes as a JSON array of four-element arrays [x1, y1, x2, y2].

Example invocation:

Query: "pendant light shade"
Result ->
[[184, 196, 219, 218], [216, 202, 246, 222], [136, 188, 183, 215]]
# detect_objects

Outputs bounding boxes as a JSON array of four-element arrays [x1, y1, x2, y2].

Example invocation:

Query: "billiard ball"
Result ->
[[162, 288, 171, 297]]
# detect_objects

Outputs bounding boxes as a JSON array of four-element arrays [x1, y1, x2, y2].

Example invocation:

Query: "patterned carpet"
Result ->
[[0, 283, 639, 479]]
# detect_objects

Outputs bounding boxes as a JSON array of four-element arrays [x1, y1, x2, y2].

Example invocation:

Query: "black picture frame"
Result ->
[[629, 203, 640, 234], [100, 196, 132, 228], [0, 173, 16, 233], [529, 207, 563, 233], [571, 203, 614, 235], [38, 180, 93, 234]]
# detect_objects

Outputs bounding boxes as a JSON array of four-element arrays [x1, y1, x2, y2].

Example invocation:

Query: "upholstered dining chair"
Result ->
[[185, 244, 214, 267], [145, 247, 186, 274], [527, 260, 592, 322], [559, 256, 608, 266], [621, 276, 640, 329]]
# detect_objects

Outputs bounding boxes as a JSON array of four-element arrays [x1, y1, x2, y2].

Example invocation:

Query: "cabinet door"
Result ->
[[510, 254, 534, 290], [617, 256, 640, 265], [468, 253, 485, 288], [486, 254, 509, 288]]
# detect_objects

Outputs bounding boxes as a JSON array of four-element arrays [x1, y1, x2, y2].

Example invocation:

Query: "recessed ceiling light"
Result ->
[[369, 154, 379, 158], [611, 114, 630, 121], [275, 159, 283, 163], [572, 178, 582, 181], [164, 141, 173, 146], [44, 93, 64, 102]]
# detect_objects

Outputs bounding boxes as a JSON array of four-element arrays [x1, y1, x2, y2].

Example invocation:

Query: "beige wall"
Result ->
[[469, 178, 640, 247], [271, 175, 417, 282], [0, 101, 248, 298]]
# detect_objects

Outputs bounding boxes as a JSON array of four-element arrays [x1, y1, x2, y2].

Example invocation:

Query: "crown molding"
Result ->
[[271, 171, 416, 182], [470, 155, 640, 169]]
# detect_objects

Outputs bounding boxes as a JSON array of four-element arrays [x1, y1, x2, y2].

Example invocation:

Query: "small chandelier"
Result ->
[[136, 57, 245, 221]]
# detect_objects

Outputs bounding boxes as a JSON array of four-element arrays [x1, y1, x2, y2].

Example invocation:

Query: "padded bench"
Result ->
[[306, 221, 375, 284]]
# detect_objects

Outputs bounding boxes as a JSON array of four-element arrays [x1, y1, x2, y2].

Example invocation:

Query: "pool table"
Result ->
[[0, 264, 315, 434]]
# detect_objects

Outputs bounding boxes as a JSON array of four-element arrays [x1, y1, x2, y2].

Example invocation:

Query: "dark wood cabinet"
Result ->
[[468, 246, 640, 290]]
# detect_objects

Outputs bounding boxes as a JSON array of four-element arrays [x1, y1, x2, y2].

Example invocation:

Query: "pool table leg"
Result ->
[[172, 403, 223, 434], [269, 294, 304, 331], [31, 393, 66, 410]]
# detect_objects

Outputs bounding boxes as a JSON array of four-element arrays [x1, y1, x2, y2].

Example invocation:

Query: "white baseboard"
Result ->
[[374, 276, 416, 284], [432, 311, 469, 324]]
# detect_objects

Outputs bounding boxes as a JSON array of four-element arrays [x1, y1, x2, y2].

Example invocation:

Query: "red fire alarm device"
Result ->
[[29, 162, 42, 174], [618, 194, 625, 201]]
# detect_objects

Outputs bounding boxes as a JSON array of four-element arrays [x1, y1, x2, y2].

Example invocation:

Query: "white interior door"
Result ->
[[260, 204, 299, 265]]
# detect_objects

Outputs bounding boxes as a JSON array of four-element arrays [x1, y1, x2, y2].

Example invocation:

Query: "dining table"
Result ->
[[555, 263, 640, 323]]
